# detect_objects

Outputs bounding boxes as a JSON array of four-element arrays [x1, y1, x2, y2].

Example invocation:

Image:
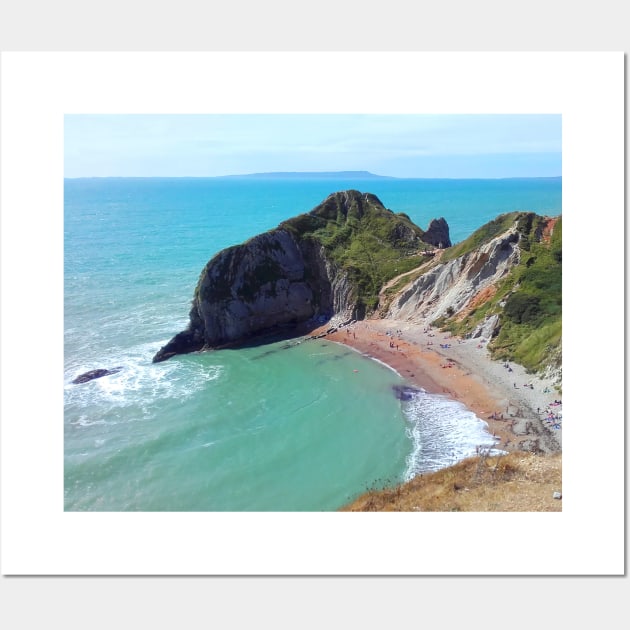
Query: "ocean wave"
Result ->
[[400, 389, 501, 481], [358, 353, 403, 377], [68, 414, 110, 428], [64, 341, 223, 411]]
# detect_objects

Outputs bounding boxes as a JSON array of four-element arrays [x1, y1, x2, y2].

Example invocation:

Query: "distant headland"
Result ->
[[217, 170, 396, 180]]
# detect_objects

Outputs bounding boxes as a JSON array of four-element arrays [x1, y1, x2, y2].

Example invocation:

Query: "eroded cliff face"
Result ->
[[153, 190, 425, 362], [153, 229, 349, 361], [197, 226, 362, 341], [388, 228, 520, 329], [387, 211, 561, 379]]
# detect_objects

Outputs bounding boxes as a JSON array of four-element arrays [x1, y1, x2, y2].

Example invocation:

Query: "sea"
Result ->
[[64, 175, 562, 511]]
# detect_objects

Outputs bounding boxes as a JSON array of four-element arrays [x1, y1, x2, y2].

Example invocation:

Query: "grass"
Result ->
[[434, 214, 562, 375], [280, 191, 432, 312], [440, 212, 519, 263], [493, 318, 562, 372], [341, 451, 562, 512], [193, 191, 437, 325]]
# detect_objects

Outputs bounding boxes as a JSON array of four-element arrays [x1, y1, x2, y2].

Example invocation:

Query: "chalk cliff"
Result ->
[[387, 211, 562, 377], [388, 227, 520, 324]]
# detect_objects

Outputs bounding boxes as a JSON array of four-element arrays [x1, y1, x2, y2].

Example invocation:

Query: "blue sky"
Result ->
[[64, 114, 561, 178]]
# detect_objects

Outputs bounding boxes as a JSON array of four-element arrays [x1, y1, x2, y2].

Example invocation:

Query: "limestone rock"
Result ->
[[388, 228, 520, 323], [472, 314, 501, 340], [421, 217, 452, 249]]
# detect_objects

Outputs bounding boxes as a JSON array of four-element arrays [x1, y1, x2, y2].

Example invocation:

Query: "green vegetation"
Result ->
[[503, 293, 542, 324], [492, 216, 561, 371], [198, 246, 240, 302], [492, 318, 562, 372], [281, 191, 431, 312], [382, 258, 435, 296], [440, 212, 519, 263], [436, 213, 562, 374], [238, 257, 283, 301]]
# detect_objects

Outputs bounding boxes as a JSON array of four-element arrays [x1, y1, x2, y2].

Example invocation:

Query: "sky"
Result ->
[[64, 114, 561, 179]]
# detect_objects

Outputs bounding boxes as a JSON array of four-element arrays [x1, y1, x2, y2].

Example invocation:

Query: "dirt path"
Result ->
[[379, 250, 443, 295]]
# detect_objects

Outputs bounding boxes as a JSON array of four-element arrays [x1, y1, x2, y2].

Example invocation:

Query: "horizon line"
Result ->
[[64, 171, 563, 181]]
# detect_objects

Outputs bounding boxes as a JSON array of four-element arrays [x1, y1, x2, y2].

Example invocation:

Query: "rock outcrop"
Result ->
[[153, 191, 439, 362], [153, 228, 338, 362], [387, 211, 562, 377], [72, 367, 122, 384], [389, 228, 520, 324], [421, 217, 451, 248]]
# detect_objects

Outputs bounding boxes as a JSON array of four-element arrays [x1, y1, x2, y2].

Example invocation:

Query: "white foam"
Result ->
[[326, 339, 403, 377], [64, 340, 224, 414], [362, 354, 403, 377], [400, 389, 502, 481]]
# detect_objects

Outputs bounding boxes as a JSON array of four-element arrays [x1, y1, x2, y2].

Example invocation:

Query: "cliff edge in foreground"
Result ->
[[153, 190, 445, 362]]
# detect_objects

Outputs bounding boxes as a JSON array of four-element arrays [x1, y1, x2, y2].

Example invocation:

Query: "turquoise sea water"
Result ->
[[64, 176, 561, 511]]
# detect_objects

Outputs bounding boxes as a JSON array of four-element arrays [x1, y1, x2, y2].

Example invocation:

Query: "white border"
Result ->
[[1, 52, 624, 575]]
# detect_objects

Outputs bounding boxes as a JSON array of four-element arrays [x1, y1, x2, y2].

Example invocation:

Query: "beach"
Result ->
[[309, 317, 562, 455]]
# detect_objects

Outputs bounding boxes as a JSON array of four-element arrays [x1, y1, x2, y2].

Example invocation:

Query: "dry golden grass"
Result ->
[[341, 451, 562, 512]]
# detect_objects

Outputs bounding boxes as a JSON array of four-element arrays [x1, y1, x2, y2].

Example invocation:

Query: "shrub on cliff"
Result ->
[[281, 190, 433, 311], [433, 213, 561, 375], [503, 292, 542, 324]]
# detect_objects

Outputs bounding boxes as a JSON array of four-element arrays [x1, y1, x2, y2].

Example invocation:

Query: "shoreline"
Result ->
[[308, 317, 562, 455]]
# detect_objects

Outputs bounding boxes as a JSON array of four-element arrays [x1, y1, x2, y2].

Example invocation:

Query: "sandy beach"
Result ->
[[308, 317, 562, 455]]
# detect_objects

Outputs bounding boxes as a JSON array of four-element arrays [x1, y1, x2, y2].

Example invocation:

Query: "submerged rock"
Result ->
[[392, 384, 422, 401], [72, 367, 122, 384]]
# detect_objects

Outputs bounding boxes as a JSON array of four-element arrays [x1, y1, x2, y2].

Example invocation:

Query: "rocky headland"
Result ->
[[153, 190, 447, 362]]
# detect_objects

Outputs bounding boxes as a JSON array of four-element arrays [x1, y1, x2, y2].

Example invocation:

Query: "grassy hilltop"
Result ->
[[280, 191, 436, 315]]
